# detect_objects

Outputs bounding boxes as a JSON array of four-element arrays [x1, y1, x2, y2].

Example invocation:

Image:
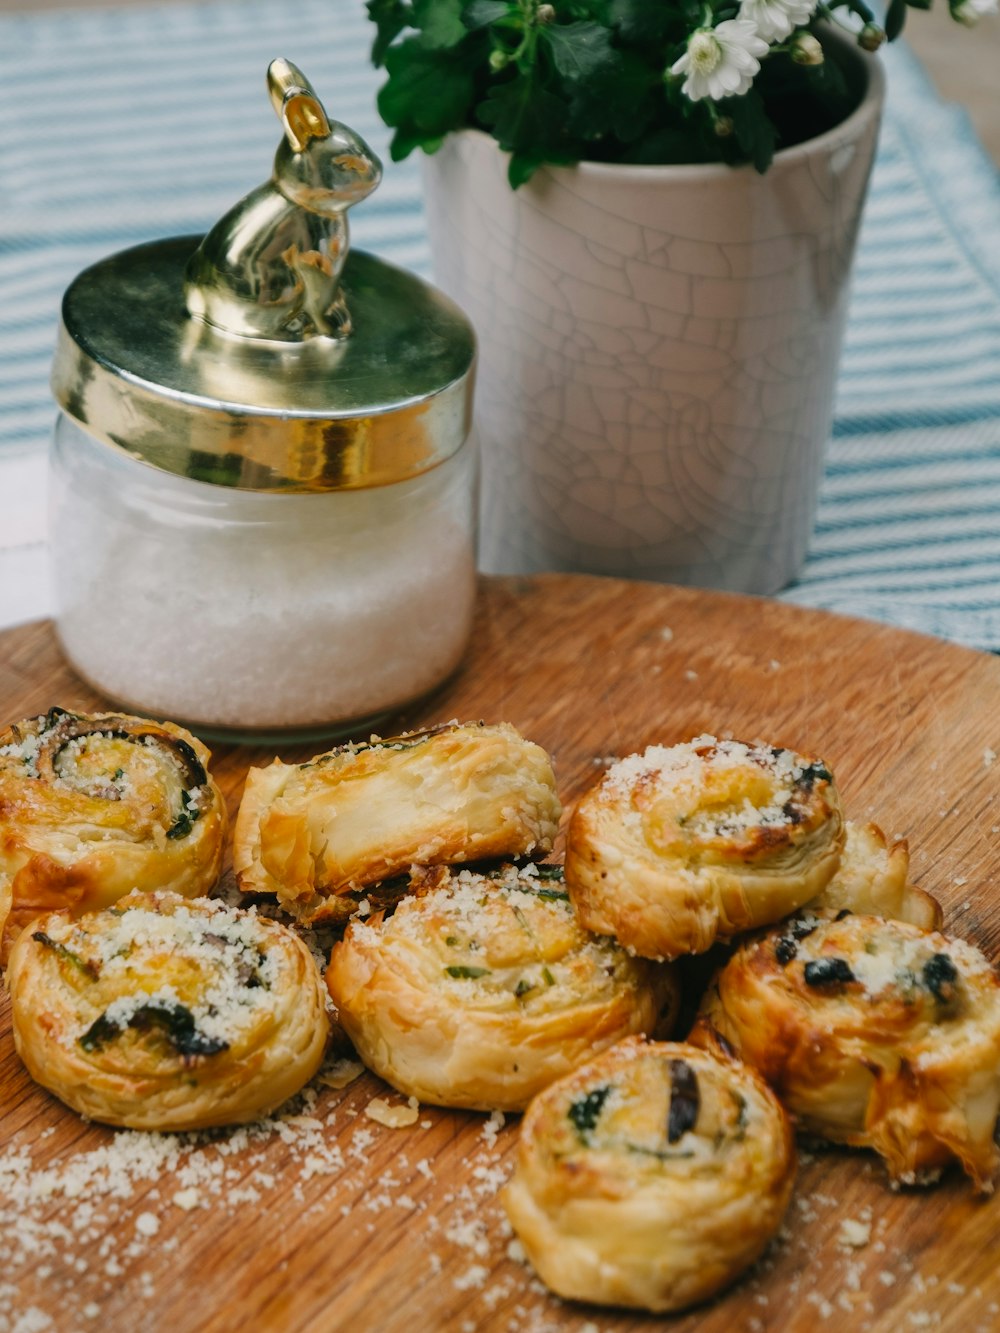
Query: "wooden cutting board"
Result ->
[[2, 574, 999, 1333]]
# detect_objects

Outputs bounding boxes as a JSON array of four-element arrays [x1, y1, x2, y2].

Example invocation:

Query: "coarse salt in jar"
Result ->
[[49, 60, 477, 742]]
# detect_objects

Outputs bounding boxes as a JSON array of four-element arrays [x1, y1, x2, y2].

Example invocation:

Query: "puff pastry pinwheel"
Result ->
[[805, 820, 941, 929], [501, 1037, 795, 1313], [693, 911, 1000, 1190], [0, 707, 226, 963], [235, 721, 561, 925], [6, 891, 329, 1131], [564, 734, 844, 960], [325, 863, 679, 1111]]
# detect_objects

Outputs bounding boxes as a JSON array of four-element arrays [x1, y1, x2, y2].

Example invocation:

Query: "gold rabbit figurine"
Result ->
[[185, 59, 382, 342]]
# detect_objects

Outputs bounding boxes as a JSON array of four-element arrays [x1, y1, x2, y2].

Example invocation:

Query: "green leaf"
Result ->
[[726, 87, 776, 173], [364, 0, 855, 177], [388, 126, 443, 160], [463, 0, 514, 29], [476, 76, 561, 151], [445, 964, 491, 978], [476, 75, 575, 184], [562, 0, 612, 17], [542, 20, 617, 82], [565, 48, 659, 144], [607, 0, 676, 43], [810, 43, 849, 101], [884, 0, 908, 34], [508, 149, 544, 187], [621, 124, 715, 164], [366, 0, 412, 66], [379, 38, 477, 137], [413, 0, 469, 48]]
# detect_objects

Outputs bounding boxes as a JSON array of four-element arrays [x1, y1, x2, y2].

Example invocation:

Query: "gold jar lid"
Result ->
[[51, 61, 476, 493]]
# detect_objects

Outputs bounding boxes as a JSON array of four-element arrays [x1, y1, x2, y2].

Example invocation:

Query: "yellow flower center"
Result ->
[[689, 30, 723, 75]]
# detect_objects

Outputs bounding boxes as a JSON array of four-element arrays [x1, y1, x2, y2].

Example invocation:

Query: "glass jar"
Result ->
[[48, 61, 477, 742], [50, 415, 477, 741]]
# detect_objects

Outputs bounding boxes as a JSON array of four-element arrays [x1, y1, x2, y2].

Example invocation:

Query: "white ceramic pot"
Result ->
[[421, 43, 885, 593]]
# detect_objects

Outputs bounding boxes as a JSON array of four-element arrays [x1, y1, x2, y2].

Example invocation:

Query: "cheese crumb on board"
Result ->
[[481, 1110, 505, 1149], [837, 1219, 871, 1248]]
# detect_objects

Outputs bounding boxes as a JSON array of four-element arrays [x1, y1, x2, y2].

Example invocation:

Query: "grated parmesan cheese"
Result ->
[[599, 735, 828, 840], [837, 1218, 871, 1248]]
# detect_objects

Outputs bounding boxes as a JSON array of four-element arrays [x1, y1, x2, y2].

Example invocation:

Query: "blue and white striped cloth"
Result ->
[[1, 0, 999, 647]]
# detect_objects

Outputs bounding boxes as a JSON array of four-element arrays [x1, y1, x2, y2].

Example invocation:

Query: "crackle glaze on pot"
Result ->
[[421, 48, 884, 594]]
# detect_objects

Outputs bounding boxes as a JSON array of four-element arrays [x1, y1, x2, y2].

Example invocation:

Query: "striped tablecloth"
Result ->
[[2, 0, 999, 648]]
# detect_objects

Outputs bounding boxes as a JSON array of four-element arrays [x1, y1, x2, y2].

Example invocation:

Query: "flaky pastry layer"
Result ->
[[326, 864, 678, 1111], [234, 721, 561, 924], [564, 735, 844, 959], [7, 891, 329, 1131], [805, 820, 940, 928], [502, 1037, 795, 1313], [693, 911, 1000, 1190], [0, 707, 226, 964]]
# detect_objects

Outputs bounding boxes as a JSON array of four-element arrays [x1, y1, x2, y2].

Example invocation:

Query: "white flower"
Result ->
[[738, 0, 817, 42], [670, 20, 771, 102], [790, 31, 824, 64], [952, 0, 997, 24]]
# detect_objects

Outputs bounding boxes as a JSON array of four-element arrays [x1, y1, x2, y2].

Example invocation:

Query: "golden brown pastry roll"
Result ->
[[805, 820, 941, 928], [7, 891, 329, 1131], [0, 707, 226, 963], [693, 911, 1000, 1190], [564, 735, 844, 959], [502, 1037, 795, 1313], [326, 863, 678, 1111], [235, 721, 561, 925]]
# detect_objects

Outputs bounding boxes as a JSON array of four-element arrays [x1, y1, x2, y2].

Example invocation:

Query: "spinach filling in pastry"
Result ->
[[0, 707, 226, 963], [693, 910, 1000, 1190], [502, 1037, 796, 1312], [565, 734, 844, 959], [7, 890, 329, 1131], [326, 863, 679, 1111]]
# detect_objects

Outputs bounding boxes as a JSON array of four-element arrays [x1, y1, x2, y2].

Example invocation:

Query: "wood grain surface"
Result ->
[[2, 573, 1000, 1333]]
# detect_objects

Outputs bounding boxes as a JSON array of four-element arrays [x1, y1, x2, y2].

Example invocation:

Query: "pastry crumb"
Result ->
[[365, 1097, 420, 1128], [316, 1058, 365, 1090]]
